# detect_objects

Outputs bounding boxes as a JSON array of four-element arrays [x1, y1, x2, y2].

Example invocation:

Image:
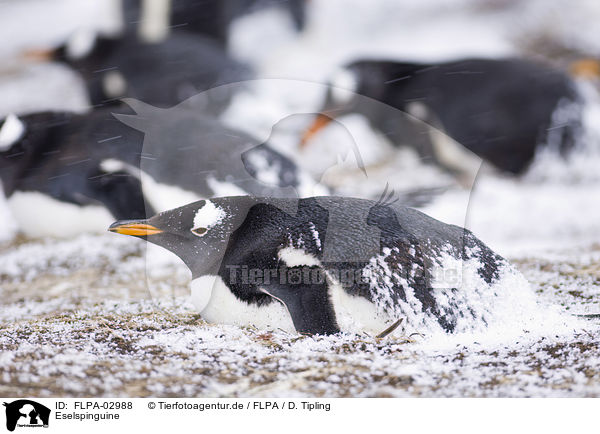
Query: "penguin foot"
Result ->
[[376, 318, 404, 339]]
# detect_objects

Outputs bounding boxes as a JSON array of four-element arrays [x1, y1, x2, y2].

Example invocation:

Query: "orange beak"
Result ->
[[299, 113, 333, 149], [569, 58, 600, 80], [21, 48, 56, 63], [108, 221, 163, 237]]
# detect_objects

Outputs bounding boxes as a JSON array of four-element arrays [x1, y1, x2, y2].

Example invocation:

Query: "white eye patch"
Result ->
[[191, 200, 226, 236], [330, 67, 358, 104], [406, 101, 429, 120], [0, 114, 25, 151], [66, 28, 97, 60], [102, 70, 127, 98], [100, 158, 128, 174]]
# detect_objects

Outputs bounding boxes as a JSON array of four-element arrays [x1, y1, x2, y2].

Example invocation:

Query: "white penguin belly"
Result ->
[[8, 191, 114, 238], [100, 159, 202, 213], [327, 278, 392, 335], [190, 275, 296, 332], [190, 249, 398, 335], [139, 171, 202, 213], [278, 247, 395, 335]]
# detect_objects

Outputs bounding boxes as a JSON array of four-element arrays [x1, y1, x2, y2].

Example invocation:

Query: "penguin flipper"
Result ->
[[260, 276, 340, 335]]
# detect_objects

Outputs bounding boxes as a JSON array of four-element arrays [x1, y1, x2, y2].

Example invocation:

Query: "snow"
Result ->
[[192, 200, 226, 231], [2, 0, 600, 398]]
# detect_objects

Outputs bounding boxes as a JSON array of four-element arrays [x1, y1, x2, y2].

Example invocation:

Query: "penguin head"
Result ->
[[22, 29, 105, 64], [56, 28, 99, 62], [301, 59, 428, 149], [109, 199, 234, 276], [300, 61, 396, 148], [0, 113, 31, 192], [0, 111, 72, 162], [299, 66, 360, 147]]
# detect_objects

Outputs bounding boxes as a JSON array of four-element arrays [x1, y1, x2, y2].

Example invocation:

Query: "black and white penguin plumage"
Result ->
[[111, 99, 322, 202], [45, 30, 251, 111], [109, 195, 532, 335], [304, 58, 582, 175], [0, 110, 146, 237], [0, 107, 319, 237]]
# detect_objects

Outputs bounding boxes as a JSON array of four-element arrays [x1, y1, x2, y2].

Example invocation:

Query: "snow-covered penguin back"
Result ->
[[364, 243, 539, 337]]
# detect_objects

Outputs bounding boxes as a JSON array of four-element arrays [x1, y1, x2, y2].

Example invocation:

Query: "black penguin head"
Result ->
[[300, 60, 403, 148], [299, 66, 360, 147], [109, 199, 234, 276], [22, 29, 103, 64], [0, 111, 72, 169], [0, 114, 29, 190], [301, 59, 424, 148], [53, 29, 123, 66], [56, 29, 99, 62]]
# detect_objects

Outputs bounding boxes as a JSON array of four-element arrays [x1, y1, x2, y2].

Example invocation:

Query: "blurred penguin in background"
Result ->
[[0, 104, 323, 237], [23, 0, 264, 111], [166, 0, 307, 46], [302, 58, 583, 179]]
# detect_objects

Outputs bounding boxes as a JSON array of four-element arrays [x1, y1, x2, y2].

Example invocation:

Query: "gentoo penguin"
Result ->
[[0, 107, 318, 237], [109, 195, 531, 335], [302, 58, 582, 175], [27, 30, 251, 112]]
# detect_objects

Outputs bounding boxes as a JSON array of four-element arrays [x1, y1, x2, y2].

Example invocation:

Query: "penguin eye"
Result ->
[[191, 227, 207, 237]]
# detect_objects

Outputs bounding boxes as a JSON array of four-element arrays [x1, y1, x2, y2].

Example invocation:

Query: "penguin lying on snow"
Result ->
[[0, 107, 316, 237], [109, 196, 531, 335], [303, 58, 582, 176]]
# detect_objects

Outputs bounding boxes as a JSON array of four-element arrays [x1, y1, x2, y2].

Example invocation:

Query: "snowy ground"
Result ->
[[2, 0, 600, 397], [1, 235, 600, 397]]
